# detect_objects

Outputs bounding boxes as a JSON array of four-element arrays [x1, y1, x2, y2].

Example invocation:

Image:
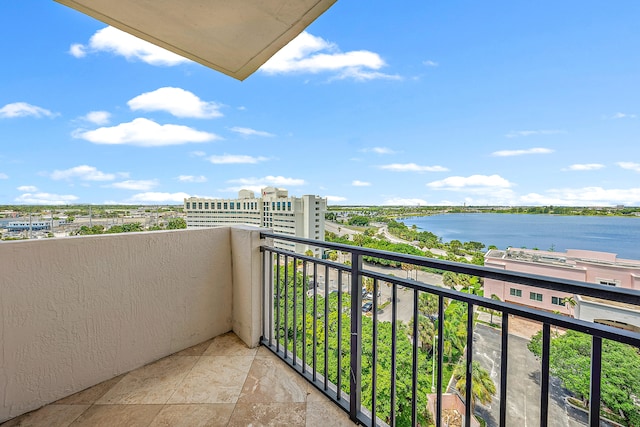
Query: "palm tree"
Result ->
[[409, 315, 436, 353], [562, 296, 576, 317], [418, 292, 440, 319], [453, 361, 497, 409]]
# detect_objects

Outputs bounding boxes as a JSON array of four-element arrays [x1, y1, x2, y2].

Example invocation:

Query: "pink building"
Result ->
[[484, 248, 640, 331]]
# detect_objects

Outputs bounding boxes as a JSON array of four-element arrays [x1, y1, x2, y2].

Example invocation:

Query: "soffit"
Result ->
[[54, 0, 337, 80]]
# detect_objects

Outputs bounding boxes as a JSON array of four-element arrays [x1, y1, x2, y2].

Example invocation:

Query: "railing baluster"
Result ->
[[589, 336, 602, 427], [371, 278, 378, 427], [260, 251, 271, 343], [292, 257, 297, 366], [276, 253, 281, 354], [268, 252, 274, 347], [312, 261, 318, 382], [337, 267, 342, 401], [499, 311, 509, 427], [411, 288, 419, 426], [390, 283, 398, 427], [436, 295, 444, 427], [302, 259, 307, 373], [324, 263, 329, 391], [284, 255, 289, 359], [465, 302, 474, 427], [349, 251, 363, 422], [540, 323, 551, 427]]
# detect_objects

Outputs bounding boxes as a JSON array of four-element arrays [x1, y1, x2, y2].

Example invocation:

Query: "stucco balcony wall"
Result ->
[[0, 227, 263, 423]]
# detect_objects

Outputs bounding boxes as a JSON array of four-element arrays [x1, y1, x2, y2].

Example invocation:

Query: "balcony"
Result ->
[[2, 227, 640, 426], [1, 332, 352, 426]]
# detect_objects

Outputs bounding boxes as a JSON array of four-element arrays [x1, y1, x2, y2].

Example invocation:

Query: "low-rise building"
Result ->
[[484, 247, 640, 332], [184, 187, 326, 255]]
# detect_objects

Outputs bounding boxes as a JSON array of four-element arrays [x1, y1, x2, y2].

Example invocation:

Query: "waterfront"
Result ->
[[402, 213, 640, 260]]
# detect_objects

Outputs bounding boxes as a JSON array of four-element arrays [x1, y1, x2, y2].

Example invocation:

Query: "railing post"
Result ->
[[589, 336, 602, 427], [349, 250, 363, 421]]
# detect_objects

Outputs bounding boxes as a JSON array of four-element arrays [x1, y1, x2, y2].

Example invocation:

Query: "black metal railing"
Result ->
[[259, 232, 640, 427]]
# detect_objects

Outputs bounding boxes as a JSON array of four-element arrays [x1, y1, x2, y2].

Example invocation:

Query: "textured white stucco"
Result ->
[[0, 227, 254, 422]]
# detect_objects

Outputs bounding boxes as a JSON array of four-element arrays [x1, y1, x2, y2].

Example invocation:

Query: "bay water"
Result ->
[[401, 213, 640, 261]]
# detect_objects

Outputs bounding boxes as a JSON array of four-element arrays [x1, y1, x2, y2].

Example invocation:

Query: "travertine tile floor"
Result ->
[[2, 333, 355, 427]]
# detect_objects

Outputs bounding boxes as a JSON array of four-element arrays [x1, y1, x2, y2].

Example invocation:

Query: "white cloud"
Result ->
[[505, 130, 566, 138], [379, 163, 448, 172], [563, 163, 604, 171], [15, 192, 79, 205], [617, 162, 640, 172], [69, 43, 86, 57], [110, 180, 158, 191], [229, 176, 305, 187], [326, 195, 347, 203], [609, 112, 636, 119], [423, 60, 439, 67], [383, 197, 429, 206], [261, 31, 398, 81], [0, 102, 56, 119], [0, 173, 8, 179], [190, 151, 207, 157], [83, 111, 111, 125], [50, 165, 116, 181], [224, 176, 306, 193], [352, 180, 371, 187], [361, 147, 396, 155], [521, 187, 640, 206], [71, 26, 189, 66], [427, 174, 513, 191], [177, 175, 207, 183], [128, 87, 222, 119], [17, 185, 38, 192], [74, 118, 219, 147], [229, 127, 275, 137], [208, 154, 268, 164], [491, 147, 554, 157], [129, 192, 191, 203]]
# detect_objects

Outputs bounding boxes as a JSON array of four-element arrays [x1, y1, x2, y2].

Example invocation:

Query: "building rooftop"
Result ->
[[1, 332, 353, 427], [486, 247, 640, 269]]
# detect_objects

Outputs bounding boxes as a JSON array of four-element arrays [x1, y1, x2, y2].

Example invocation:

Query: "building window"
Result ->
[[224, 202, 228, 209], [529, 292, 543, 302], [186, 202, 190, 209], [509, 288, 522, 297], [230, 202, 234, 209], [204, 202, 209, 209], [217, 202, 221, 209], [198, 202, 203, 209], [551, 296, 566, 306]]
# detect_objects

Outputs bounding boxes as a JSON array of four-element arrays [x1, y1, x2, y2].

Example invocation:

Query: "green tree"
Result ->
[[348, 215, 370, 226], [418, 292, 440, 320], [528, 330, 640, 424], [75, 225, 104, 235], [167, 217, 186, 229], [453, 361, 497, 410]]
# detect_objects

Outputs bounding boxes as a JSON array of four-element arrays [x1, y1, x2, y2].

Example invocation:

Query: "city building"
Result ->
[[485, 247, 640, 332], [184, 187, 327, 255]]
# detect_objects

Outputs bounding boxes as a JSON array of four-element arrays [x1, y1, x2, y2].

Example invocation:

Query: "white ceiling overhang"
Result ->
[[54, 0, 337, 80]]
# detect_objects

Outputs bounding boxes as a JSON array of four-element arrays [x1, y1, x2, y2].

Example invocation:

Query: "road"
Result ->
[[472, 324, 612, 427]]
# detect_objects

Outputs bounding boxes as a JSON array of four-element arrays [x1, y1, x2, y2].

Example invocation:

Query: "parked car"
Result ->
[[362, 302, 373, 312]]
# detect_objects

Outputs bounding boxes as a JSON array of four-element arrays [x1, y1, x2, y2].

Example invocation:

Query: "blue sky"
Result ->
[[1, 1, 639, 207]]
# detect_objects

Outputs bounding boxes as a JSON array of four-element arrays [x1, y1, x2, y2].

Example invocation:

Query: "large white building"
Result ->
[[184, 187, 326, 255]]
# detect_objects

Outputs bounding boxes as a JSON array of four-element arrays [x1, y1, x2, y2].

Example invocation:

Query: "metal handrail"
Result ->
[[259, 231, 640, 427]]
